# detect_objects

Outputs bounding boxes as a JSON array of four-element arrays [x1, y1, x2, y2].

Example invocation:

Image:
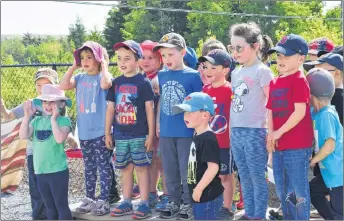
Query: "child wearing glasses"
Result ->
[[227, 22, 274, 220]]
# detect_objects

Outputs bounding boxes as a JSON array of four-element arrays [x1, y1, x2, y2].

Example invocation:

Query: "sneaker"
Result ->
[[110, 201, 133, 217], [177, 204, 193, 220], [132, 184, 140, 199], [237, 214, 250, 220], [155, 194, 169, 212], [91, 200, 110, 216], [75, 197, 96, 213], [109, 194, 121, 205], [159, 201, 180, 219], [132, 203, 152, 220], [218, 207, 234, 220], [149, 192, 159, 208], [231, 202, 237, 213]]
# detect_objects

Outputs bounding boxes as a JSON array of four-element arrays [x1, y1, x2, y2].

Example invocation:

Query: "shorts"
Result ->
[[219, 148, 234, 175], [114, 136, 153, 169]]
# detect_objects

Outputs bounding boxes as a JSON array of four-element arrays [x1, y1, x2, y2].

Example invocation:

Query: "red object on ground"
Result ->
[[65, 149, 83, 159], [237, 183, 245, 210]]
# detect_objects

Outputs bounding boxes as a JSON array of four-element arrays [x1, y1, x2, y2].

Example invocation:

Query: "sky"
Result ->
[[1, 1, 341, 36]]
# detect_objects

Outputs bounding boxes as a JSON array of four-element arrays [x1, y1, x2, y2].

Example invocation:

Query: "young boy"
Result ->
[[199, 49, 235, 219], [305, 68, 343, 220], [105, 40, 155, 220], [153, 32, 203, 219], [266, 34, 314, 220], [172, 92, 224, 220]]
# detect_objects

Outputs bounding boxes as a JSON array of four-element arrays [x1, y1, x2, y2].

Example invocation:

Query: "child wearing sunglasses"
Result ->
[[228, 22, 274, 220]]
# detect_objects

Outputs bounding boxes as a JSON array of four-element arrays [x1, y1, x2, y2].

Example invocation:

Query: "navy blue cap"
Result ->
[[113, 40, 143, 59], [172, 92, 215, 115], [268, 34, 308, 56], [304, 53, 343, 71], [332, 46, 343, 56], [198, 49, 234, 68]]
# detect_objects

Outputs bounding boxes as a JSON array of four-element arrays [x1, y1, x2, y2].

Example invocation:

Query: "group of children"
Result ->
[[1, 21, 343, 220]]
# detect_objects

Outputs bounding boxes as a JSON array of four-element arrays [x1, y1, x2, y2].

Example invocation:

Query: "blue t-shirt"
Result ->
[[75, 73, 108, 140], [312, 105, 343, 188], [158, 67, 202, 137], [106, 74, 154, 137]]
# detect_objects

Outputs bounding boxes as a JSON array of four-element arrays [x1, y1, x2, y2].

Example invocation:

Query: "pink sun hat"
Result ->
[[33, 84, 72, 108], [74, 41, 104, 66]]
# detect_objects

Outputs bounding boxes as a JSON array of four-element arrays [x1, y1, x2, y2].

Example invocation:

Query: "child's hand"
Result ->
[[71, 59, 80, 71], [266, 133, 275, 153], [145, 135, 154, 152], [51, 103, 60, 119], [101, 59, 108, 72], [105, 134, 113, 150], [156, 124, 160, 138], [310, 160, 316, 168], [271, 129, 283, 141], [23, 100, 36, 117], [192, 186, 203, 202]]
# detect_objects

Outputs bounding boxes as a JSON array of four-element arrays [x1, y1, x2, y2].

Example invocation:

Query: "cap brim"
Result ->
[[198, 56, 216, 65], [33, 97, 72, 108], [308, 49, 319, 55], [34, 76, 57, 84], [304, 60, 325, 66], [172, 104, 192, 115], [152, 43, 178, 52], [267, 46, 297, 56], [113, 42, 136, 53]]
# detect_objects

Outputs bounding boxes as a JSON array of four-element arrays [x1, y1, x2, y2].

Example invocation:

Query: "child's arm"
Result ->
[[60, 61, 78, 90], [19, 101, 35, 139], [266, 110, 275, 153], [51, 103, 70, 144], [100, 59, 112, 90], [263, 85, 270, 99], [193, 162, 219, 202], [271, 103, 306, 140], [145, 100, 155, 151], [310, 139, 335, 167], [105, 101, 115, 149], [156, 99, 161, 138]]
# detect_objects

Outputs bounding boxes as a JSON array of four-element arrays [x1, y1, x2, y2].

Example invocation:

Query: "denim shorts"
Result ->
[[192, 194, 223, 220]]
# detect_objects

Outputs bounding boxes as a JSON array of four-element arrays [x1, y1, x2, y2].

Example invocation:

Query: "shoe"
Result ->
[[110, 201, 133, 217], [132, 184, 140, 199], [177, 204, 193, 220], [149, 192, 159, 208], [109, 194, 121, 205], [159, 201, 180, 219], [218, 207, 234, 220], [236, 184, 244, 210], [231, 201, 237, 213], [237, 214, 250, 220], [75, 197, 96, 213], [90, 200, 110, 216], [132, 203, 152, 220], [155, 194, 169, 212]]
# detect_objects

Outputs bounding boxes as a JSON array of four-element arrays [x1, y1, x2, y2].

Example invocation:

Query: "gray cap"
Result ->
[[306, 68, 335, 98], [153, 33, 186, 51]]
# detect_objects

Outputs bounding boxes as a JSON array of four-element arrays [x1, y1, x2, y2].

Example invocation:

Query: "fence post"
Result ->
[[52, 63, 57, 71]]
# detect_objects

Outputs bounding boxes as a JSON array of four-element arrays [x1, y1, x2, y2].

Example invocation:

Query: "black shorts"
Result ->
[[219, 148, 234, 175]]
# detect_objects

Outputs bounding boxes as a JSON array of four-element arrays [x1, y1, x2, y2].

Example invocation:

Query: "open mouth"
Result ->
[[166, 63, 172, 67], [120, 66, 127, 70]]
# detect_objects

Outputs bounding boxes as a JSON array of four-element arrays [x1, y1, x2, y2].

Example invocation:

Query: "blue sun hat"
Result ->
[[172, 92, 215, 115]]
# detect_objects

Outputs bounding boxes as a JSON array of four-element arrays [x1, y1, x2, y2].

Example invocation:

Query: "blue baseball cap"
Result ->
[[172, 92, 215, 115], [268, 34, 308, 56], [113, 40, 143, 59], [304, 53, 343, 70], [183, 47, 198, 70], [198, 49, 234, 68]]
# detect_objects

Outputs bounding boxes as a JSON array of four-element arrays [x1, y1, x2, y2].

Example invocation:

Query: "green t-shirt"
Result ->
[[31, 116, 71, 174]]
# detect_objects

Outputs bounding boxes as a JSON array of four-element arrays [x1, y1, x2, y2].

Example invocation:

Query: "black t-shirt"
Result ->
[[106, 74, 154, 137], [187, 131, 224, 203], [331, 88, 343, 126]]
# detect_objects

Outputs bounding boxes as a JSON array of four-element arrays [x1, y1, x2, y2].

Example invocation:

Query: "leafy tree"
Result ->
[[1, 38, 26, 63], [85, 26, 105, 46], [68, 16, 86, 48]]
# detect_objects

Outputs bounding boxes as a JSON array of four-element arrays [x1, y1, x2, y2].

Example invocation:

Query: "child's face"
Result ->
[[35, 78, 52, 95], [315, 63, 342, 87], [139, 50, 161, 73], [42, 100, 56, 115], [230, 36, 258, 65], [198, 63, 211, 85], [203, 61, 228, 84], [276, 53, 304, 75], [80, 49, 100, 75], [117, 47, 138, 76], [184, 110, 209, 129], [160, 47, 185, 70]]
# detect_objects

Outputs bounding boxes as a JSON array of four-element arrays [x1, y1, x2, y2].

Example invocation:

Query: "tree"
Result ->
[[1, 38, 26, 63], [68, 16, 86, 48], [85, 26, 105, 46], [22, 32, 44, 46]]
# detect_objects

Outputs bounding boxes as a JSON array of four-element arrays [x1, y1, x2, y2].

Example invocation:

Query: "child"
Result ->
[[19, 84, 73, 220], [139, 40, 169, 211], [1, 68, 60, 220], [199, 49, 236, 220], [266, 34, 314, 220], [306, 68, 343, 220], [183, 46, 198, 70], [106, 40, 155, 220], [153, 32, 203, 219], [172, 92, 224, 220], [228, 22, 274, 220], [59, 41, 113, 215], [304, 37, 335, 72]]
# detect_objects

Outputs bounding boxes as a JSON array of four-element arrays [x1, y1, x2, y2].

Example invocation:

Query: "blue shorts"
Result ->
[[219, 148, 234, 175], [114, 136, 153, 169]]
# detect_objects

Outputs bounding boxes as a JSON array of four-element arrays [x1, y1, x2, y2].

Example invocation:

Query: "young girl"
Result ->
[[139, 40, 169, 211], [19, 84, 73, 220], [60, 41, 113, 216], [228, 22, 274, 220]]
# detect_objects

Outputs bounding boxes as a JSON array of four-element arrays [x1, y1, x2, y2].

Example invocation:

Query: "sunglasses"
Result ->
[[227, 43, 253, 53]]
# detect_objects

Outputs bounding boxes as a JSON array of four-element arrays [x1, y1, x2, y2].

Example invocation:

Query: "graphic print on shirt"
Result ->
[[232, 81, 249, 113], [115, 83, 138, 125], [78, 79, 98, 114], [187, 142, 197, 184], [270, 88, 291, 118], [36, 130, 52, 141], [161, 80, 186, 115], [209, 97, 227, 134]]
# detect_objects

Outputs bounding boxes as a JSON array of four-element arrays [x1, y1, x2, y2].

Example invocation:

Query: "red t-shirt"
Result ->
[[266, 71, 314, 151], [203, 82, 232, 148]]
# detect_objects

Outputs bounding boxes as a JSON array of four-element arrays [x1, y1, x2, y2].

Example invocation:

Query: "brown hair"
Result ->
[[202, 38, 227, 56]]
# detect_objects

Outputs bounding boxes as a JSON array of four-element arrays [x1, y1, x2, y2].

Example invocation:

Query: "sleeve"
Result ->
[[141, 79, 154, 102], [74, 74, 81, 88], [106, 79, 116, 102], [291, 77, 310, 103], [57, 117, 72, 130], [11, 103, 25, 119], [192, 72, 203, 93], [259, 66, 274, 87], [201, 138, 220, 164], [318, 112, 337, 144], [29, 117, 37, 128], [266, 81, 273, 109]]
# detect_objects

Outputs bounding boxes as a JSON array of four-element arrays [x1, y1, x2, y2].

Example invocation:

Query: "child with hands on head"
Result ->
[[19, 84, 73, 220]]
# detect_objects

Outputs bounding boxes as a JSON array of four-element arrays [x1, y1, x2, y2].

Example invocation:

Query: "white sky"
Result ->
[[1, 1, 341, 36]]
